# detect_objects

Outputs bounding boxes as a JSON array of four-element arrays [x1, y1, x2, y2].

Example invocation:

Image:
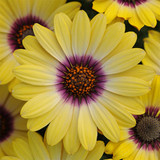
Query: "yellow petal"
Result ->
[[63, 107, 80, 154], [102, 32, 137, 61], [66, 145, 88, 160], [0, 157, 20, 160], [144, 37, 160, 66], [28, 132, 50, 160], [142, 55, 160, 75], [117, 4, 132, 19], [14, 49, 58, 68], [27, 101, 65, 131], [5, 95, 24, 116], [103, 48, 145, 74], [33, 23, 65, 62], [148, 30, 160, 42], [136, 4, 157, 27], [14, 115, 27, 131], [108, 65, 155, 84], [105, 141, 121, 154], [93, 22, 125, 60], [47, 103, 73, 146], [21, 91, 60, 118], [147, 75, 160, 107], [106, 76, 150, 96], [85, 141, 105, 160], [0, 55, 17, 84], [72, 10, 91, 56], [48, 2, 81, 25], [54, 13, 73, 57], [12, 83, 54, 101], [119, 128, 131, 141], [13, 65, 57, 86], [13, 138, 33, 160], [32, 0, 65, 23], [86, 13, 107, 56], [92, 0, 112, 13], [104, 1, 119, 24], [99, 91, 136, 128], [113, 140, 137, 159], [128, 9, 144, 30], [100, 90, 144, 115], [78, 104, 97, 150], [134, 147, 148, 160], [0, 85, 9, 105], [88, 101, 120, 142], [46, 141, 62, 160]]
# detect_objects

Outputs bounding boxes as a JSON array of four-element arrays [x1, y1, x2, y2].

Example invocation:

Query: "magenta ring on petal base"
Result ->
[[0, 105, 14, 143], [56, 55, 107, 106], [117, 0, 147, 7], [129, 107, 160, 151], [8, 15, 48, 51]]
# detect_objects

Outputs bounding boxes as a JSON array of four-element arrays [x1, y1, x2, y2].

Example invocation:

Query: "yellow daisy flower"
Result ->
[[0, 0, 81, 84], [142, 30, 160, 74], [92, 0, 160, 30], [0, 131, 105, 160], [12, 10, 154, 153], [105, 75, 160, 160], [0, 85, 27, 157]]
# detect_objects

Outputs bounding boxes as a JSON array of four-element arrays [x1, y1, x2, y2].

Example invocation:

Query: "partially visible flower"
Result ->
[[92, 0, 160, 30], [0, 0, 81, 84], [105, 75, 160, 160], [12, 10, 154, 153], [143, 30, 160, 75], [0, 85, 27, 157], [0, 131, 105, 160]]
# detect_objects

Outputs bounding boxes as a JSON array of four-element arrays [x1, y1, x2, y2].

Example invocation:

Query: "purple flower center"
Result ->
[[8, 15, 48, 51], [0, 105, 14, 143], [56, 55, 106, 106], [117, 0, 147, 7], [129, 107, 160, 150]]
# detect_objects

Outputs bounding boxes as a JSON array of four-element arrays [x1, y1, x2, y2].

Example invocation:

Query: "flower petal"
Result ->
[[72, 10, 91, 56], [136, 4, 157, 27], [0, 55, 17, 84], [93, 22, 125, 61], [88, 101, 120, 142], [12, 138, 33, 160], [86, 13, 107, 55], [12, 83, 54, 101], [21, 91, 60, 118], [103, 48, 145, 74], [27, 101, 65, 131], [13, 65, 57, 86], [47, 103, 73, 146], [105, 76, 150, 96], [101, 90, 144, 115], [28, 132, 50, 160], [54, 13, 73, 57], [99, 91, 136, 128], [63, 106, 80, 154], [85, 141, 105, 160], [78, 104, 97, 150], [104, 1, 119, 24], [33, 23, 65, 62]]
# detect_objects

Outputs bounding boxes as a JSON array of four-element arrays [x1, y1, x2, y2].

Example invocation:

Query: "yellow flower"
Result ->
[[0, 85, 27, 157], [92, 0, 160, 30], [0, 0, 81, 84], [143, 30, 160, 75], [0, 131, 105, 160], [105, 75, 160, 160], [13, 10, 154, 153]]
